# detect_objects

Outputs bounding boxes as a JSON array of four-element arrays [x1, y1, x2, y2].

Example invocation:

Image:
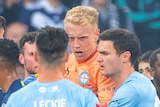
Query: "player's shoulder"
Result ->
[[127, 71, 152, 86], [14, 80, 36, 94]]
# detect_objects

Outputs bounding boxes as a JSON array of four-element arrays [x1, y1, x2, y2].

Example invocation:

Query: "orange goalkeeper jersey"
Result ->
[[64, 52, 115, 105]]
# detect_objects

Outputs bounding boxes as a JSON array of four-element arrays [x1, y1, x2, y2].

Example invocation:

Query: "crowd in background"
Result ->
[[0, 0, 160, 54]]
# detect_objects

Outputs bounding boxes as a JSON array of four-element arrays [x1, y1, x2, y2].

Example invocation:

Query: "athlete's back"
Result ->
[[6, 79, 99, 107]]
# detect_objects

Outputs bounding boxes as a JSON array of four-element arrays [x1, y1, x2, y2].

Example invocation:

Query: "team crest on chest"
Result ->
[[78, 71, 90, 85]]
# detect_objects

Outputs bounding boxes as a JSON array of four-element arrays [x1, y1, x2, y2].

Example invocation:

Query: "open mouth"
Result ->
[[74, 51, 83, 57], [99, 65, 104, 70]]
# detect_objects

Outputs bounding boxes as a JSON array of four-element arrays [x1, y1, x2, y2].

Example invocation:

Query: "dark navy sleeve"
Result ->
[[0, 89, 4, 105]]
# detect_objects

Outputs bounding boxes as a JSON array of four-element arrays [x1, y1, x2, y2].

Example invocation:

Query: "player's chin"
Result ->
[[100, 70, 106, 75], [101, 70, 111, 76]]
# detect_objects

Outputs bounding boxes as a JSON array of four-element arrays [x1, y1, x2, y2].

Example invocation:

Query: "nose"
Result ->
[[73, 39, 80, 48], [97, 55, 102, 62]]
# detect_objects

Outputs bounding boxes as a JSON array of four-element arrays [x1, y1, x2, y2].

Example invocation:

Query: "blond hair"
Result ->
[[64, 6, 99, 26]]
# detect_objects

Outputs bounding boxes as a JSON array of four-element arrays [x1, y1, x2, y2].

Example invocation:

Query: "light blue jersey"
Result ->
[[23, 75, 36, 85], [108, 71, 160, 107], [6, 79, 99, 107]]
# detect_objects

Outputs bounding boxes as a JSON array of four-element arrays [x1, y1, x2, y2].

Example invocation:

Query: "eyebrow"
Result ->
[[68, 34, 89, 37]]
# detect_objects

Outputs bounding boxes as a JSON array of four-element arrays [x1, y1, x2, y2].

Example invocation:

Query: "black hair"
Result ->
[[19, 31, 37, 53], [36, 26, 69, 64], [0, 39, 19, 68], [137, 50, 153, 64], [150, 48, 160, 68]]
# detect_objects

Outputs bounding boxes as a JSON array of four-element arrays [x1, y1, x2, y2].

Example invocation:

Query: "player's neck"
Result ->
[[24, 70, 31, 79], [2, 73, 17, 93], [37, 65, 65, 82], [112, 65, 135, 88]]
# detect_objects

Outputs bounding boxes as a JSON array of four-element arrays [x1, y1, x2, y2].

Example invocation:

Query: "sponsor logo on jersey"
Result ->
[[78, 71, 90, 85], [39, 87, 47, 93]]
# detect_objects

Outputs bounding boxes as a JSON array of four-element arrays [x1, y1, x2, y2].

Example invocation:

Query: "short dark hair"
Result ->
[[19, 31, 37, 53], [137, 50, 153, 64], [99, 28, 140, 65], [150, 48, 160, 68], [36, 26, 68, 64], [0, 39, 19, 69], [0, 16, 6, 29]]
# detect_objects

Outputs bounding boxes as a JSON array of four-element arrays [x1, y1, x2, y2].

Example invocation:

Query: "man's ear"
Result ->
[[95, 29, 100, 42], [96, 28, 100, 36], [122, 51, 131, 63], [19, 54, 24, 65]]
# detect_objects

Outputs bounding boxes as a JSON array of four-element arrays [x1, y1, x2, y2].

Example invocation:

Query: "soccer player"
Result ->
[[64, 6, 115, 105], [97, 28, 160, 107], [18, 31, 38, 85], [0, 39, 24, 106], [150, 48, 160, 99], [6, 26, 99, 107]]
